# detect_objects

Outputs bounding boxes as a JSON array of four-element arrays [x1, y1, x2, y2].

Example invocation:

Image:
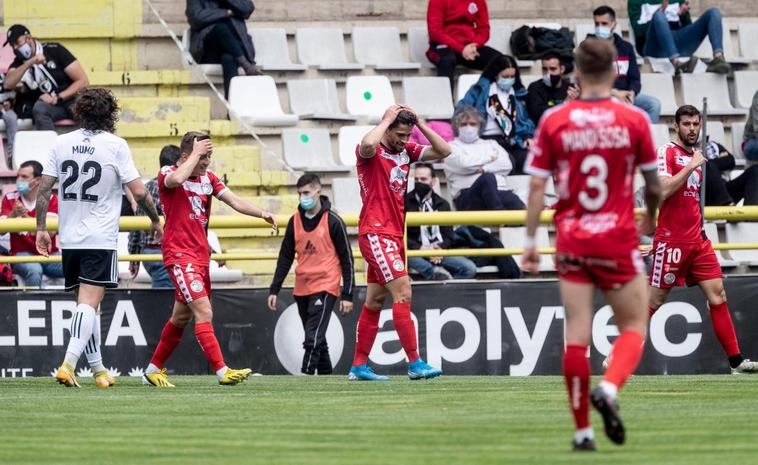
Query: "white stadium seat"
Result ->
[[345, 76, 395, 122], [640, 74, 678, 116], [694, 30, 749, 64], [680, 73, 746, 116], [499, 226, 554, 272], [724, 223, 758, 266], [228, 76, 298, 127], [337, 125, 373, 167], [281, 128, 348, 172], [351, 27, 420, 70], [703, 222, 738, 268], [574, 23, 594, 45], [456, 73, 480, 103], [295, 28, 363, 71], [733, 71, 758, 109], [650, 124, 671, 150], [487, 24, 534, 67], [180, 28, 223, 75], [706, 121, 725, 145], [737, 23, 758, 61], [331, 177, 363, 215], [732, 122, 745, 159], [402, 77, 454, 120], [12, 130, 57, 169], [521, 74, 541, 88], [248, 28, 307, 71], [408, 26, 434, 68], [286, 79, 355, 121]]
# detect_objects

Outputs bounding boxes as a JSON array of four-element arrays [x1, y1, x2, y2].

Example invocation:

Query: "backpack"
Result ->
[[510, 26, 575, 71]]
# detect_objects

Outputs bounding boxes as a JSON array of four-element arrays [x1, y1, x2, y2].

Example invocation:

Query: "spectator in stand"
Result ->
[[128, 145, 181, 288], [186, 0, 259, 98], [3, 25, 89, 130], [0, 160, 63, 287], [456, 54, 535, 174], [628, 0, 731, 74], [526, 51, 579, 123], [593, 5, 662, 123], [745, 90, 758, 165], [405, 163, 477, 281], [0, 73, 19, 161], [444, 105, 524, 211], [703, 138, 758, 206], [426, 0, 501, 84]]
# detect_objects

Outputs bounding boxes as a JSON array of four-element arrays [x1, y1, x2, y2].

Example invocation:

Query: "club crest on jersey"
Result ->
[[388, 165, 408, 193], [393, 259, 405, 272], [468, 2, 478, 14], [202, 182, 213, 195], [568, 108, 616, 127], [190, 280, 203, 292], [663, 273, 676, 285]]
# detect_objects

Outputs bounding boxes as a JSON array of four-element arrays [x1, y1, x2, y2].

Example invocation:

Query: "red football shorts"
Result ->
[[556, 248, 645, 290], [649, 239, 722, 288], [167, 262, 211, 304], [358, 233, 407, 285]]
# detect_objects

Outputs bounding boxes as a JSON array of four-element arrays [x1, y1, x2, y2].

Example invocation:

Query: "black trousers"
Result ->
[[454, 172, 525, 211], [201, 20, 247, 98], [427, 44, 502, 84], [294, 291, 337, 375], [705, 163, 758, 206]]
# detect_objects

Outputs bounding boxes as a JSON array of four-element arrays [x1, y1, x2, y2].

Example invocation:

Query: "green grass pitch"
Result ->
[[1, 375, 757, 464]]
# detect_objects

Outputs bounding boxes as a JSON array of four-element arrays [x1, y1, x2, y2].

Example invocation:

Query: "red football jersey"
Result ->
[[1, 191, 58, 255], [158, 166, 228, 266], [525, 98, 658, 256], [356, 142, 428, 236], [654, 142, 703, 243]]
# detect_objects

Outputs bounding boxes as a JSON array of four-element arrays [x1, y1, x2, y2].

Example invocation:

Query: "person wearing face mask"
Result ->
[[444, 105, 524, 211], [405, 163, 477, 281], [3, 24, 89, 130], [456, 54, 535, 175], [526, 51, 578, 124], [591, 6, 662, 123], [268, 174, 355, 375], [0, 160, 63, 286]]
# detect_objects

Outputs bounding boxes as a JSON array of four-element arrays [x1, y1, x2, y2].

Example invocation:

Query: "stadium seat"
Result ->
[[724, 223, 758, 266], [295, 27, 363, 71], [351, 27, 421, 70], [345, 76, 395, 122], [574, 23, 594, 45], [337, 125, 373, 167], [331, 177, 363, 215], [704, 222, 738, 268], [248, 28, 307, 71], [732, 122, 745, 159], [640, 74, 677, 116], [521, 74, 541, 88], [281, 128, 348, 172], [180, 29, 223, 75], [734, 71, 758, 109], [499, 226, 554, 272], [456, 74, 480, 102], [12, 130, 57, 169], [694, 30, 749, 64], [487, 24, 534, 67], [706, 121, 725, 146], [228, 76, 298, 126], [286, 79, 356, 121], [650, 124, 671, 149], [680, 74, 746, 116], [737, 23, 758, 61], [402, 77, 454, 120], [0, 118, 33, 133], [408, 26, 434, 68]]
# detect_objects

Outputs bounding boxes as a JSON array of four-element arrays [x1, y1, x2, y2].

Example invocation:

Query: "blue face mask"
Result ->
[[595, 26, 613, 40], [16, 181, 30, 195], [299, 194, 317, 211], [496, 77, 515, 91]]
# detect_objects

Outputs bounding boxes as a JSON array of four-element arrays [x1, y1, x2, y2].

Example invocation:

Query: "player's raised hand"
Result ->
[[339, 299, 354, 316], [267, 294, 278, 311], [689, 149, 706, 168], [35, 230, 52, 257], [521, 246, 541, 275], [261, 211, 278, 234], [192, 137, 213, 157], [381, 104, 405, 123]]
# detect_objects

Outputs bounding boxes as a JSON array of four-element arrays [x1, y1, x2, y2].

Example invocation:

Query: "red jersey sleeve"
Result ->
[[158, 165, 175, 190], [635, 117, 658, 172], [48, 194, 59, 215], [405, 142, 428, 163], [0, 193, 12, 217], [524, 119, 555, 178], [209, 171, 229, 198], [657, 144, 674, 177], [474, 0, 490, 46]]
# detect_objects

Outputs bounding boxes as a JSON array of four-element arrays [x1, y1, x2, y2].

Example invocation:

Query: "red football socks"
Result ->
[[603, 330, 644, 390], [352, 306, 381, 366], [392, 302, 419, 363], [150, 320, 185, 369], [195, 322, 225, 371], [709, 302, 741, 357], [563, 345, 590, 430]]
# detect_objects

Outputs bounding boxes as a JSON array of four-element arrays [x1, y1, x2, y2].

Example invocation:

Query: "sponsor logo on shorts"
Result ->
[[663, 273, 676, 285], [190, 280, 203, 292], [392, 259, 405, 272]]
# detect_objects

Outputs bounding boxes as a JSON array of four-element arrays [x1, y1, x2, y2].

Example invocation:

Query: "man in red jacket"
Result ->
[[426, 0, 501, 84]]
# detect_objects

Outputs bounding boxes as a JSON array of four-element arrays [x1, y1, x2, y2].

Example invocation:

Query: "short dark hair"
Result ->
[[72, 88, 119, 133], [388, 110, 418, 130], [675, 105, 701, 124], [19, 160, 42, 177], [296, 173, 321, 188], [541, 50, 563, 62], [159, 144, 181, 168], [414, 162, 435, 177], [179, 131, 210, 156], [575, 38, 616, 79], [593, 5, 616, 20]]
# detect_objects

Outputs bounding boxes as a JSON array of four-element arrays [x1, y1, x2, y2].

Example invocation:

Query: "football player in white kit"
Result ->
[[35, 88, 162, 388]]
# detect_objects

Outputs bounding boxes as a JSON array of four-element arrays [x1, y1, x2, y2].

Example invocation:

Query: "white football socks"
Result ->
[[85, 313, 106, 373], [574, 427, 595, 443], [63, 303, 97, 368], [599, 380, 619, 400]]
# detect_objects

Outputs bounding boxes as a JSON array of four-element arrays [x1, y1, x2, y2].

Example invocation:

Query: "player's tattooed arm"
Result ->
[[35, 175, 56, 231], [137, 194, 161, 224]]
